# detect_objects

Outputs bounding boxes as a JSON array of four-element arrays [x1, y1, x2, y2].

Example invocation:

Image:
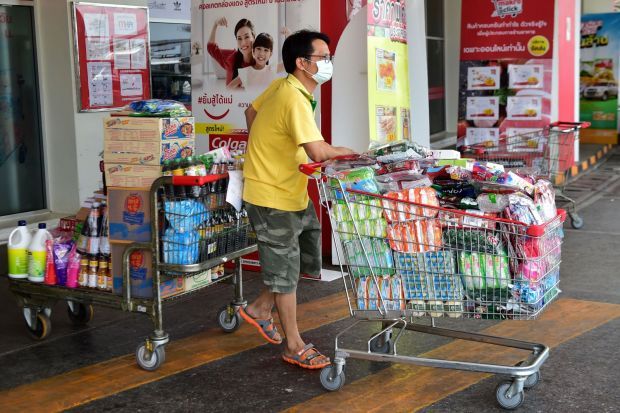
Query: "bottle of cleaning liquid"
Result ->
[[27, 223, 52, 282], [8, 220, 32, 279]]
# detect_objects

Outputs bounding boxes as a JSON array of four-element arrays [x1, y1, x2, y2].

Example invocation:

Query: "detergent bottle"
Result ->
[[27, 223, 52, 282], [8, 220, 32, 279]]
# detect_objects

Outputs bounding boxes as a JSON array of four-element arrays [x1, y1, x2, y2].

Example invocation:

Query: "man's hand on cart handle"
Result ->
[[302, 140, 355, 163]]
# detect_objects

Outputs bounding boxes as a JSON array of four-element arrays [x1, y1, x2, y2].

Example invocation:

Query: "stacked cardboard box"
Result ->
[[103, 116, 195, 187]]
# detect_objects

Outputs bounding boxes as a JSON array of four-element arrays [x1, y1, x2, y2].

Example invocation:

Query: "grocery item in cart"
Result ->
[[442, 228, 505, 255], [331, 166, 380, 196], [330, 197, 383, 221], [337, 218, 387, 241], [395, 251, 463, 301], [381, 187, 439, 222], [164, 199, 208, 233], [533, 179, 557, 222], [162, 228, 200, 265], [504, 193, 545, 225], [342, 237, 394, 277], [52, 240, 73, 286], [457, 250, 510, 290], [387, 220, 442, 253]]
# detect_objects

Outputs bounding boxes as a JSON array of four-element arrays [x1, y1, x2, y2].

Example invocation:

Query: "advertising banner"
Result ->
[[579, 13, 620, 143], [367, 0, 411, 145], [191, 0, 319, 153], [72, 3, 151, 112], [457, 0, 556, 168]]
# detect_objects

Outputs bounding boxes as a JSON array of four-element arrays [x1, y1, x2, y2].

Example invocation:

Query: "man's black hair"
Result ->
[[281, 30, 330, 74]]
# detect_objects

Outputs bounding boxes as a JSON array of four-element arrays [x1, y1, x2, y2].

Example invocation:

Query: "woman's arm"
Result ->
[[209, 17, 227, 44]]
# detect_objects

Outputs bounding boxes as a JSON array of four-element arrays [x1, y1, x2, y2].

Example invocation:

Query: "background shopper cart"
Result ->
[[461, 121, 589, 229], [301, 163, 565, 410], [7, 174, 256, 371]]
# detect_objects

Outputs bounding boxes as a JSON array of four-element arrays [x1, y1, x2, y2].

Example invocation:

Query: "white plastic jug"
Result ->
[[8, 220, 32, 279], [27, 223, 52, 282]]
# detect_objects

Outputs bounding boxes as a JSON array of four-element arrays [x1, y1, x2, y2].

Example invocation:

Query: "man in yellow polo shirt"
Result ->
[[239, 30, 354, 370]]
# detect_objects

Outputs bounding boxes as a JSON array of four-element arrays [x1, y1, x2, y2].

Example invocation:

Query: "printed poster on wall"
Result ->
[[73, 3, 151, 112], [457, 0, 555, 166], [367, 0, 410, 146], [579, 13, 620, 144], [191, 0, 319, 154]]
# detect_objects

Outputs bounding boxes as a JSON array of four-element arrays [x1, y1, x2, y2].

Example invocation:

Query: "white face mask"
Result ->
[[304, 59, 333, 85]]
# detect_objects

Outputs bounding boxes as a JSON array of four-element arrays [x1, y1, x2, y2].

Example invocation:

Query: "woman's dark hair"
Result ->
[[233, 19, 255, 79], [253, 32, 273, 51], [282, 30, 330, 74]]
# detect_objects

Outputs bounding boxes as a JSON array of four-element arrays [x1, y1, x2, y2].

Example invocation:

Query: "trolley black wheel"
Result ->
[[67, 302, 94, 325], [517, 361, 541, 390], [369, 333, 393, 354], [320, 365, 345, 392], [136, 344, 165, 371], [26, 312, 52, 341], [570, 214, 583, 229], [495, 381, 525, 410], [217, 305, 241, 333]]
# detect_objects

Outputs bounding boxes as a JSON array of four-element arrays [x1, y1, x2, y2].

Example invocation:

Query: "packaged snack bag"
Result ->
[[333, 167, 380, 194], [407, 187, 439, 218], [390, 275, 406, 310], [380, 275, 393, 310], [356, 277, 368, 310], [366, 276, 381, 310]]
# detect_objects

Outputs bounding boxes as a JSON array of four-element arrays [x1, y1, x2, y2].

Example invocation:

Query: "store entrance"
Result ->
[[0, 4, 45, 217]]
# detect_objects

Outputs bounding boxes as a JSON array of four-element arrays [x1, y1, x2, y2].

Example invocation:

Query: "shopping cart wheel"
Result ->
[[320, 365, 345, 392], [25, 311, 52, 341], [517, 361, 541, 389], [67, 302, 94, 326], [217, 305, 241, 333], [569, 213, 583, 229], [136, 344, 165, 371], [495, 381, 525, 410], [369, 333, 393, 354]]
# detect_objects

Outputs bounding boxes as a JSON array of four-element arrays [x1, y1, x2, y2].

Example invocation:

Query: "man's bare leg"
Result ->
[[275, 291, 305, 354], [245, 288, 275, 320]]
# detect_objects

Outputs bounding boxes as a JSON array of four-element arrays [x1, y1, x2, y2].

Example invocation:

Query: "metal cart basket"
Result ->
[[7, 174, 256, 371], [300, 162, 565, 410], [461, 121, 589, 229]]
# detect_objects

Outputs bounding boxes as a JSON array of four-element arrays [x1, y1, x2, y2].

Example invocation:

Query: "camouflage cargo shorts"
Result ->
[[246, 201, 322, 294]]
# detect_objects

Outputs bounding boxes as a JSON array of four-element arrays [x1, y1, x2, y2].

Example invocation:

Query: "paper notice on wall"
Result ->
[[83, 13, 109, 37], [376, 48, 397, 92], [114, 13, 138, 36], [86, 37, 112, 60], [120, 73, 143, 96], [467, 66, 500, 90], [113, 39, 131, 69], [465, 97, 499, 121], [130, 39, 147, 69], [464, 127, 500, 148], [87, 62, 113, 107], [508, 64, 544, 89], [226, 170, 243, 212], [375, 106, 397, 142], [506, 128, 545, 152], [506, 97, 542, 120]]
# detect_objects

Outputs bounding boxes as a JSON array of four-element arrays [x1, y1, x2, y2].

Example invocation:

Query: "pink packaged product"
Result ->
[[533, 179, 556, 222]]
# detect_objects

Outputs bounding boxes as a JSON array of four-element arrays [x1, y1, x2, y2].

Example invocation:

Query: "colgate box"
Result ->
[[111, 242, 184, 298], [107, 187, 152, 242], [104, 138, 194, 165], [104, 116, 195, 142]]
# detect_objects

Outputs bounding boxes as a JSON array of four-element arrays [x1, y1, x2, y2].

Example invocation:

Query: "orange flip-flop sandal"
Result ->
[[282, 343, 331, 370], [238, 307, 283, 345]]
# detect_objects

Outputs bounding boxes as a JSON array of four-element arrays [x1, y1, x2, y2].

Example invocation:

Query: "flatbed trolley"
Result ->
[[8, 174, 256, 371], [300, 162, 565, 410], [461, 121, 589, 229]]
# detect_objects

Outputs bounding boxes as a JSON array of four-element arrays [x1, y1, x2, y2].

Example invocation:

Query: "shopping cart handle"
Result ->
[[171, 174, 228, 186], [550, 121, 591, 130], [299, 162, 323, 176]]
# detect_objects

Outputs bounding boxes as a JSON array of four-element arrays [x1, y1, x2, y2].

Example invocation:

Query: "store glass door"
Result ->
[[0, 4, 45, 216]]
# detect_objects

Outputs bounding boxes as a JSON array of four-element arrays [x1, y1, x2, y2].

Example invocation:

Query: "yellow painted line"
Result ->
[[285, 298, 620, 413], [596, 150, 602, 160], [581, 161, 589, 171], [589, 155, 596, 165], [554, 174, 565, 186], [0, 292, 350, 413], [603, 146, 609, 154], [570, 165, 579, 177]]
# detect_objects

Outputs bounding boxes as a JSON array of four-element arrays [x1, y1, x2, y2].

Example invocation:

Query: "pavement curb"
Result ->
[[568, 144, 615, 181]]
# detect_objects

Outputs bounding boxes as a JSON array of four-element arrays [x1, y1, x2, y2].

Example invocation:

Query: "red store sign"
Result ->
[[460, 0, 555, 60]]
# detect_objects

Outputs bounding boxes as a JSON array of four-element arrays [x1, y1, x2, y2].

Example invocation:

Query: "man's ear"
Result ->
[[295, 57, 307, 71]]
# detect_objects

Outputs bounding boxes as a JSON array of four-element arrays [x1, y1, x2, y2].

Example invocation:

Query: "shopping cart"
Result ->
[[461, 121, 589, 229], [300, 162, 565, 410], [7, 174, 256, 371]]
